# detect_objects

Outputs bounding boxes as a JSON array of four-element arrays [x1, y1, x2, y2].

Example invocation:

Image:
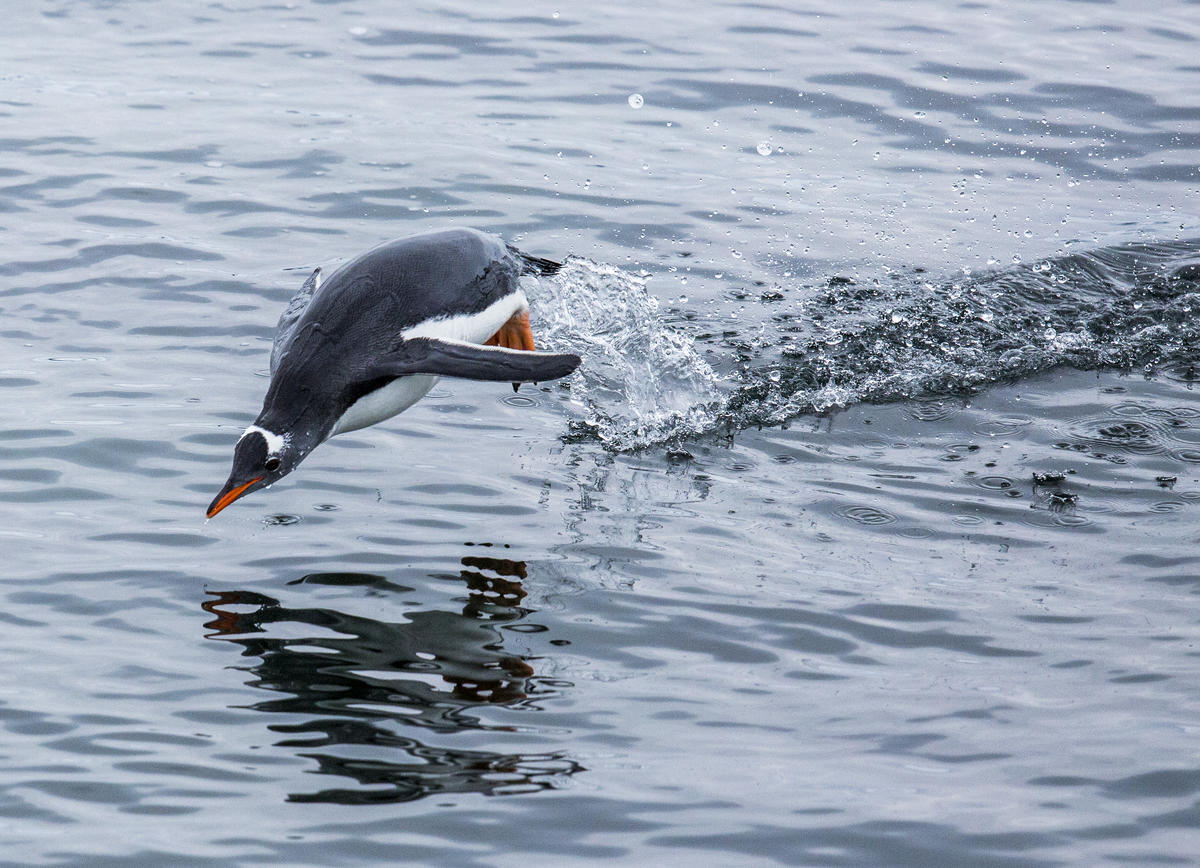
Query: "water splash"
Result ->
[[530, 240, 1200, 452], [529, 257, 722, 451], [725, 239, 1200, 429]]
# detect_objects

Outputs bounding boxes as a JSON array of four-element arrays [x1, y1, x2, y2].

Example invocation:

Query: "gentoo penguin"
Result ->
[[206, 227, 580, 518]]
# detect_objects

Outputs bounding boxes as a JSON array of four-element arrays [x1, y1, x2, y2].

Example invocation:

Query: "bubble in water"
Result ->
[[756, 142, 773, 156], [627, 93, 644, 109]]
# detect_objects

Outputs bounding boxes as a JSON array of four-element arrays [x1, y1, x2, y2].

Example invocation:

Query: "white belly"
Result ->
[[331, 374, 439, 436]]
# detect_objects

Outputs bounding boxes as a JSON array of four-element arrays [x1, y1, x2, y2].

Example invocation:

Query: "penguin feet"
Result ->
[[486, 310, 537, 352], [486, 310, 537, 392]]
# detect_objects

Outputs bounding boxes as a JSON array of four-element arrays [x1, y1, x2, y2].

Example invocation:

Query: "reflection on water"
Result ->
[[202, 555, 582, 805]]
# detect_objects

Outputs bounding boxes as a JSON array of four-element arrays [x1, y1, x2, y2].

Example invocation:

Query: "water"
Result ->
[[3, 0, 1200, 864]]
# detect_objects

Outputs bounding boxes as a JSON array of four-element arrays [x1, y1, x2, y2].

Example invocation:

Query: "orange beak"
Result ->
[[206, 476, 263, 518]]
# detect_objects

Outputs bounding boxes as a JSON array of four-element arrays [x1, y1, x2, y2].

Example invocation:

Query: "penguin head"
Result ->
[[206, 425, 306, 518]]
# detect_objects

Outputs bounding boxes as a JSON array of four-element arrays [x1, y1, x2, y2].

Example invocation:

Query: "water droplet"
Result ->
[[627, 93, 644, 109], [756, 142, 773, 156]]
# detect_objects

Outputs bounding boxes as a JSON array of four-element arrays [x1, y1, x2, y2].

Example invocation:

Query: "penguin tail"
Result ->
[[514, 249, 563, 276]]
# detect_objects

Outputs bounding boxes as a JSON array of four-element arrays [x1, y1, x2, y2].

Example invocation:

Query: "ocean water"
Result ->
[[3, 0, 1200, 864]]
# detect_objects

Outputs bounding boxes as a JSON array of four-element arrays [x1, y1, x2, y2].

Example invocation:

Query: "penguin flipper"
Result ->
[[367, 338, 580, 384], [270, 267, 322, 374]]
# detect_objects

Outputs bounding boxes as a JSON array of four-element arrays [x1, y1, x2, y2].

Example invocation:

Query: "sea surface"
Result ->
[[3, 1, 1200, 864]]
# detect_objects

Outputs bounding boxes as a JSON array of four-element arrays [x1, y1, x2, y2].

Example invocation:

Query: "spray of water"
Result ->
[[529, 257, 722, 451], [529, 240, 1200, 452]]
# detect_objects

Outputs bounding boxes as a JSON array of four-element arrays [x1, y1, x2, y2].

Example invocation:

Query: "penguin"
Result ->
[[206, 227, 581, 518]]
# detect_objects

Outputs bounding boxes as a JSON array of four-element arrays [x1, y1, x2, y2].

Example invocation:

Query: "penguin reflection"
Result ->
[[202, 555, 581, 804]]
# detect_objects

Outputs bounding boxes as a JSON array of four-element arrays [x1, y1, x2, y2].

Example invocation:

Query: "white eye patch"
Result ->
[[240, 424, 289, 456]]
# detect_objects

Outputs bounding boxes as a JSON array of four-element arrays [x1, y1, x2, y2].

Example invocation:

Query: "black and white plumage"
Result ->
[[207, 227, 580, 518]]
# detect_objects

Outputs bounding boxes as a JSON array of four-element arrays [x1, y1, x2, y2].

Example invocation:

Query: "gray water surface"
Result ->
[[3, 1, 1200, 865]]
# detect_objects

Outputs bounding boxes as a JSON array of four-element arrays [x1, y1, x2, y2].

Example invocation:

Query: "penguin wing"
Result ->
[[270, 267, 322, 374], [365, 337, 580, 383]]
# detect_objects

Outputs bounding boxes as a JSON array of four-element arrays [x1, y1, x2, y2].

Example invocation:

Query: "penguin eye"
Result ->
[[264, 456, 281, 472]]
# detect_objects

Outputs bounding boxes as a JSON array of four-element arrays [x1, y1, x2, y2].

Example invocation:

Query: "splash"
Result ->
[[529, 257, 722, 451], [530, 240, 1200, 452], [725, 239, 1200, 429]]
